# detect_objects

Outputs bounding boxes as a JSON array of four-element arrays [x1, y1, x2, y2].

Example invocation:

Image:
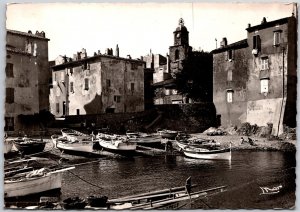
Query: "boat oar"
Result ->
[[48, 166, 75, 174]]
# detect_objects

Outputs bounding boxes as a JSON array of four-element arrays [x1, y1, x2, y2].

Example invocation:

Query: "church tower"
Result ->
[[169, 18, 192, 75]]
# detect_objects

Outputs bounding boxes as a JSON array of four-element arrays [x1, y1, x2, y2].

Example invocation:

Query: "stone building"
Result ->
[[211, 16, 297, 135], [5, 29, 50, 133], [50, 47, 145, 117], [152, 18, 213, 105]]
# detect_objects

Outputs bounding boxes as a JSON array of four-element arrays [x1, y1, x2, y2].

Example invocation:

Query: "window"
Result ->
[[77, 109, 80, 115], [54, 73, 57, 82], [6, 63, 14, 78], [261, 58, 269, 70], [253, 35, 261, 50], [61, 71, 65, 82], [5, 117, 14, 131], [227, 50, 233, 61], [70, 82, 74, 93], [6, 88, 14, 104], [63, 101, 66, 116], [227, 90, 233, 103], [56, 103, 59, 113], [227, 70, 232, 81], [114, 95, 121, 103], [131, 63, 138, 70], [84, 78, 89, 90], [33, 43, 37, 56], [107, 79, 111, 87], [131, 83, 135, 91], [260, 79, 269, 94], [56, 88, 60, 97], [175, 49, 179, 60], [273, 31, 281, 46]]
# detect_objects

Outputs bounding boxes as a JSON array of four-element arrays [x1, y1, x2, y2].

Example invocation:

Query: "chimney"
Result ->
[[115, 44, 119, 57], [248, 23, 251, 28], [110, 48, 113, 56], [98, 50, 101, 55], [261, 17, 267, 24], [127, 55, 131, 59], [220, 37, 227, 48], [81, 48, 87, 59], [105, 48, 109, 55], [28, 30, 32, 34], [166, 53, 170, 73]]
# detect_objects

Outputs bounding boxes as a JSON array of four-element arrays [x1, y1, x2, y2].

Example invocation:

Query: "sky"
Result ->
[[6, 2, 296, 61]]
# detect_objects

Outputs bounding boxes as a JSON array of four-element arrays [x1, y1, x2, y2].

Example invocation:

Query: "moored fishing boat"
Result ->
[[107, 184, 227, 210], [4, 166, 75, 198], [182, 145, 231, 160], [51, 135, 94, 154], [158, 129, 178, 140], [97, 133, 137, 155], [13, 137, 46, 155], [126, 131, 163, 148], [176, 137, 221, 150], [61, 128, 93, 142]]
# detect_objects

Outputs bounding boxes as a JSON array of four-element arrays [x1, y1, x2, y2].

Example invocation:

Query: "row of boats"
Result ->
[[4, 128, 232, 160]]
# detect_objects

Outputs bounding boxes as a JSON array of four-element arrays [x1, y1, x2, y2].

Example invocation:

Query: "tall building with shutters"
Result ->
[[5, 29, 50, 134], [211, 16, 297, 135], [49, 48, 145, 117]]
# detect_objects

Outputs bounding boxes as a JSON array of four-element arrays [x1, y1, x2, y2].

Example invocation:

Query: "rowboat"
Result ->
[[107, 184, 227, 210], [182, 145, 231, 160], [13, 137, 46, 155], [51, 135, 94, 154], [4, 166, 74, 198], [176, 138, 221, 150], [126, 131, 162, 148], [158, 129, 178, 140], [97, 133, 137, 155], [61, 128, 93, 142]]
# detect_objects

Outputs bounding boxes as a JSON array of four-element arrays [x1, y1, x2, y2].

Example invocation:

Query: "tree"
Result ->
[[174, 51, 213, 102]]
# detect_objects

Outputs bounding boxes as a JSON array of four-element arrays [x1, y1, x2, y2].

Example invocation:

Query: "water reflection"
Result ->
[[60, 151, 295, 209]]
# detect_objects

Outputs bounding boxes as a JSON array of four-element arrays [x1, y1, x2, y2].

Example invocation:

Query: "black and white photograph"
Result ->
[[3, 2, 297, 209]]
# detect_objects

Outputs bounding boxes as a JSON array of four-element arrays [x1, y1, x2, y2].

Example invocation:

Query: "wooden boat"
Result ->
[[61, 128, 94, 142], [182, 145, 231, 160], [158, 129, 178, 140], [4, 166, 74, 198], [107, 184, 227, 210], [97, 133, 137, 154], [13, 137, 46, 155], [126, 131, 162, 148], [176, 138, 221, 150], [51, 135, 94, 154]]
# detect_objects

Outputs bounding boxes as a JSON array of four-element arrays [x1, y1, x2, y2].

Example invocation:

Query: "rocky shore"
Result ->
[[191, 133, 296, 152]]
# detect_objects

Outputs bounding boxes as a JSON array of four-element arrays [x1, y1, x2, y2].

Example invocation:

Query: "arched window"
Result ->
[[175, 49, 179, 60]]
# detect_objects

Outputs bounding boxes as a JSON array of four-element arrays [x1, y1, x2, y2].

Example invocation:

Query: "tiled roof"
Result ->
[[52, 54, 145, 70], [246, 17, 290, 32], [7, 29, 50, 41], [210, 39, 248, 54]]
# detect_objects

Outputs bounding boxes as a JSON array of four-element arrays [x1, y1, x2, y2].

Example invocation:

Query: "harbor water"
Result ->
[[61, 151, 295, 209]]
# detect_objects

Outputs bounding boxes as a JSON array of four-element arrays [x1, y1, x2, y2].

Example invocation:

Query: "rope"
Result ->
[[66, 169, 103, 190]]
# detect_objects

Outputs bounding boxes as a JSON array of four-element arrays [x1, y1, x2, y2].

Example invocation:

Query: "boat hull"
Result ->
[[98, 139, 136, 155], [183, 148, 231, 160], [56, 140, 94, 153], [4, 172, 62, 198], [13, 140, 46, 155]]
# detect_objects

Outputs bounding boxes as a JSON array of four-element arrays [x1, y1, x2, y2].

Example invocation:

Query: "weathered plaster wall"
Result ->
[[50, 56, 144, 116], [213, 46, 249, 127]]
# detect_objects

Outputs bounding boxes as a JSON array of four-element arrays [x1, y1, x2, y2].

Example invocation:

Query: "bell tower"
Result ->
[[169, 18, 192, 75], [173, 18, 189, 46]]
